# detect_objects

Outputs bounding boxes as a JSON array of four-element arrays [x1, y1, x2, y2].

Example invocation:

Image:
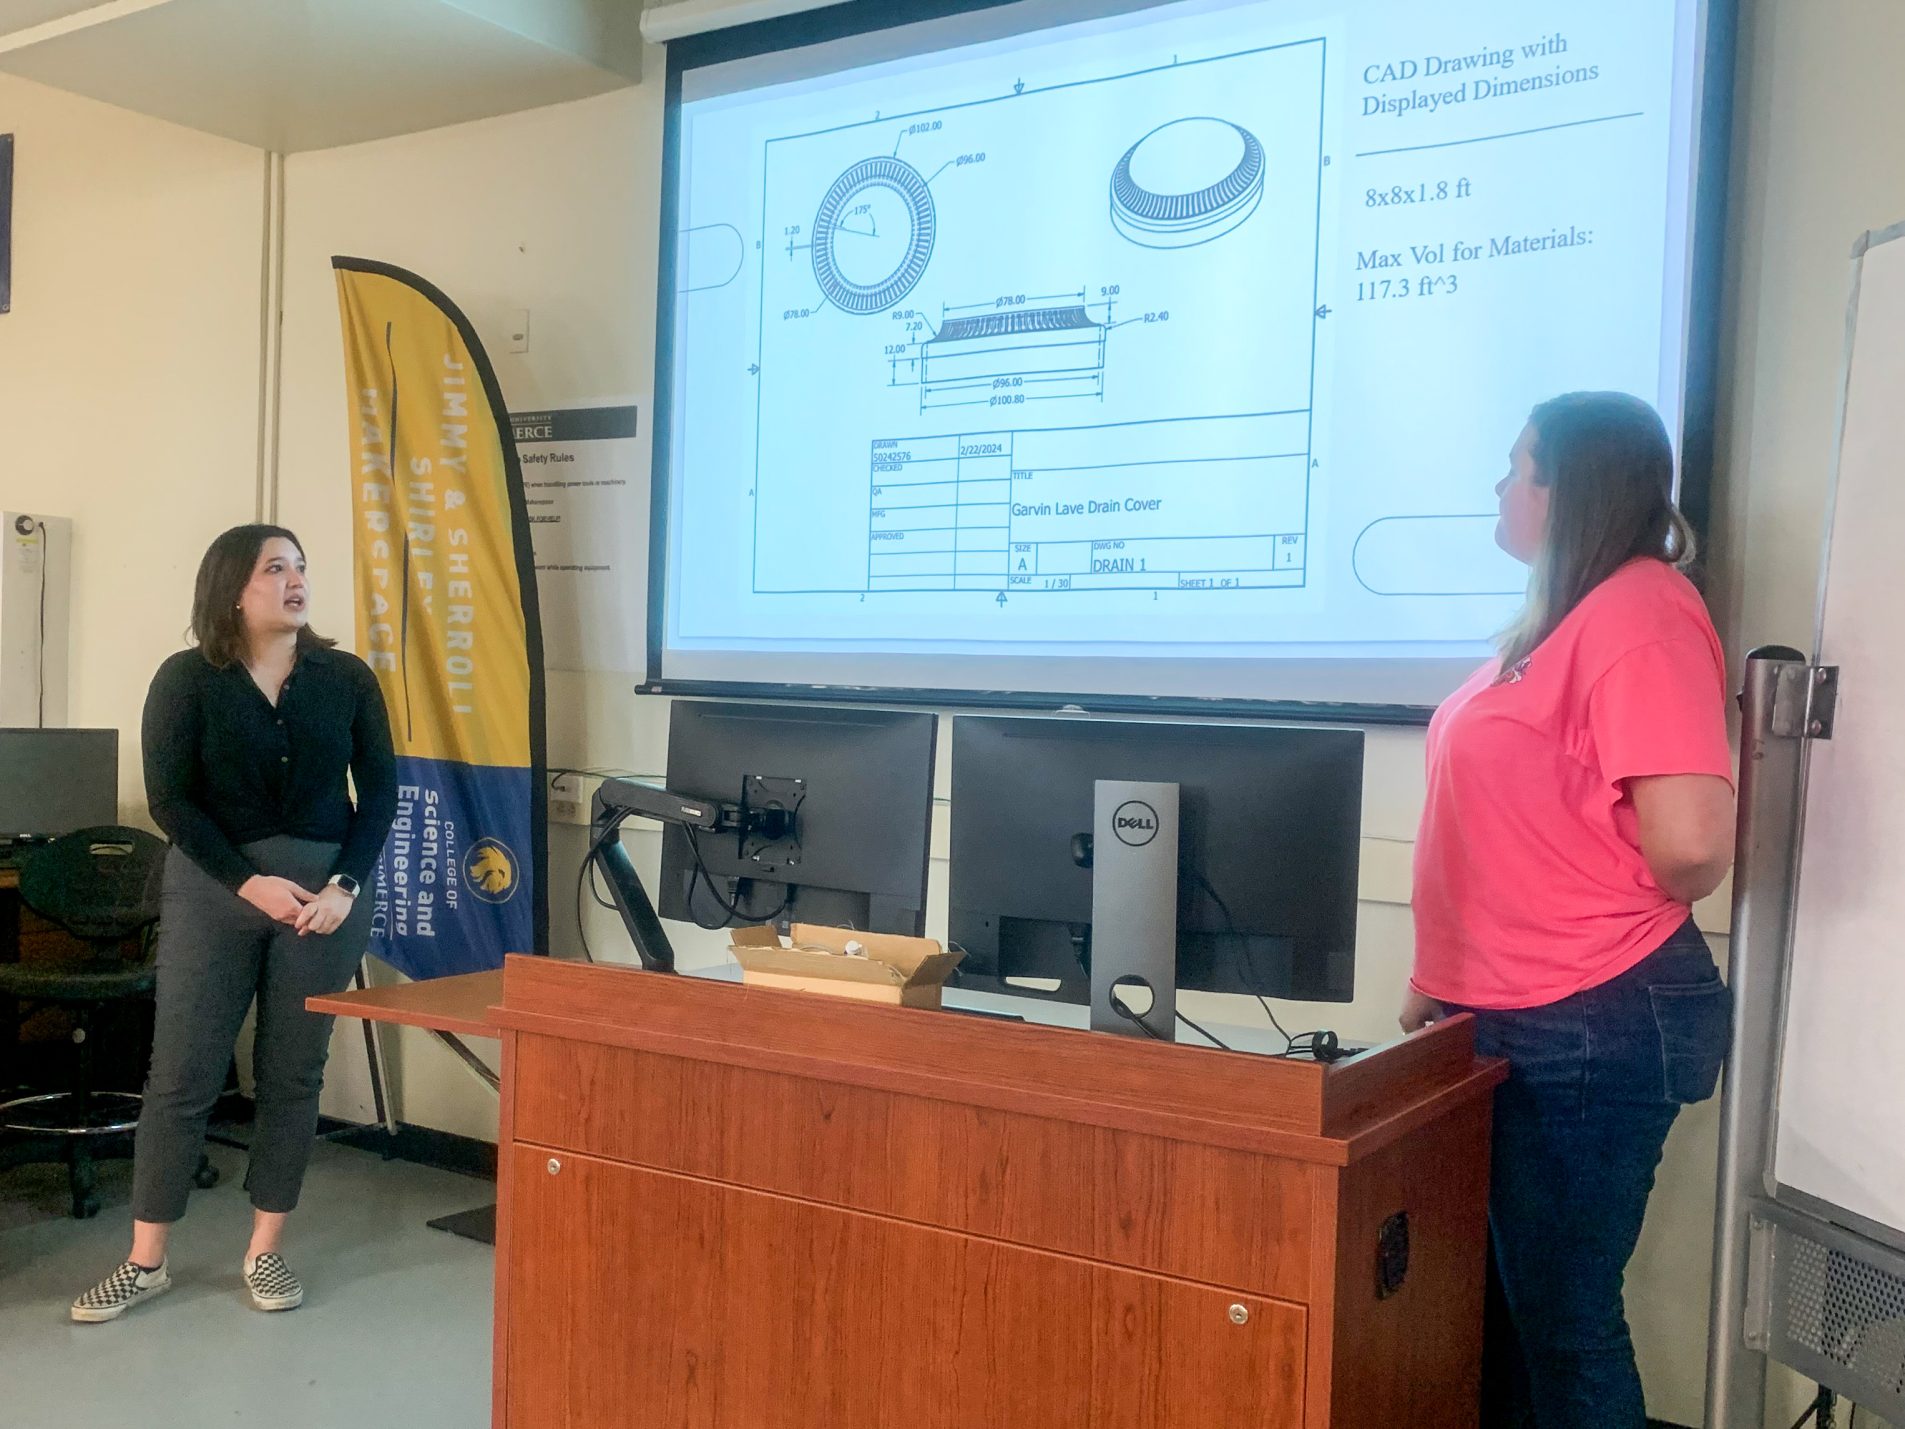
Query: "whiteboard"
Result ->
[[1773, 222, 1905, 1241]]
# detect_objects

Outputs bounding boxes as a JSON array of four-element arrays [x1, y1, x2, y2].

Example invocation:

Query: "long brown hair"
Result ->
[[1497, 391, 1696, 674], [190, 524, 337, 669]]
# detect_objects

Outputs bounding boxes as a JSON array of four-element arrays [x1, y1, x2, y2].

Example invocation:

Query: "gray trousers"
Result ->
[[131, 837, 372, 1223]]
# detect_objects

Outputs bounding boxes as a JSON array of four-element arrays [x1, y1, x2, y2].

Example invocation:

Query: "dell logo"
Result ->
[[1112, 800, 1160, 847]]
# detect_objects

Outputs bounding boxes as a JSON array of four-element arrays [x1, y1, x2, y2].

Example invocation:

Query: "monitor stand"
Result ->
[[1089, 779, 1179, 1041]]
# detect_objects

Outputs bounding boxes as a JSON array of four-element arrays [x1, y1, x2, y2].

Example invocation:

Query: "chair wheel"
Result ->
[[193, 1163, 221, 1189], [72, 1194, 100, 1220]]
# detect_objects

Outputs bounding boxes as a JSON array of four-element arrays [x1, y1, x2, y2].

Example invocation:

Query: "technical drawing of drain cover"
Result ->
[[1110, 117, 1265, 249], [810, 156, 937, 315], [919, 305, 1106, 409]]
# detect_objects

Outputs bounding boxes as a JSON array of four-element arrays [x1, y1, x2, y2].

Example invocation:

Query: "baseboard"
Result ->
[[316, 1114, 497, 1182]]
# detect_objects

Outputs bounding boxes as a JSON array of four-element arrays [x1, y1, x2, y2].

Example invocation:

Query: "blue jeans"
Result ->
[[1452, 921, 1732, 1428]]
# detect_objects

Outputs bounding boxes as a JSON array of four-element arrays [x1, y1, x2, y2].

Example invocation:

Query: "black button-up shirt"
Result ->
[[142, 644, 398, 893]]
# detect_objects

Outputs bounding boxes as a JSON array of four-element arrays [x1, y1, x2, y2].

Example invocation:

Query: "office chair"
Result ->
[[0, 827, 218, 1218]]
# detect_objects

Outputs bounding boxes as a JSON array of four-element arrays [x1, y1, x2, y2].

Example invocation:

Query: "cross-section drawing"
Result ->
[[919, 305, 1106, 409]]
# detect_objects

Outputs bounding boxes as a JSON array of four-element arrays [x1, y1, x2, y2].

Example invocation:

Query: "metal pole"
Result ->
[[1706, 646, 1809, 1428], [428, 1028, 501, 1094], [253, 150, 285, 525], [353, 958, 400, 1139]]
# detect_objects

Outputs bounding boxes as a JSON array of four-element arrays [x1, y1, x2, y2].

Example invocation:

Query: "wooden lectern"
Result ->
[[489, 955, 1505, 1428]]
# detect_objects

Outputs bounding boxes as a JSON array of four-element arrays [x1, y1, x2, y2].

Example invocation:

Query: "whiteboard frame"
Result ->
[[1706, 221, 1905, 1429], [1767, 217, 1905, 1256]]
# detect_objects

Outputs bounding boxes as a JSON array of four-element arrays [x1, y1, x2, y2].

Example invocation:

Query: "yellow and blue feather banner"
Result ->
[[333, 257, 547, 978]]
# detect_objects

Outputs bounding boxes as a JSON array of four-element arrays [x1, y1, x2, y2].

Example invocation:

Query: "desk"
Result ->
[[309, 969, 502, 1092], [307, 969, 503, 1241], [484, 955, 1506, 1429]]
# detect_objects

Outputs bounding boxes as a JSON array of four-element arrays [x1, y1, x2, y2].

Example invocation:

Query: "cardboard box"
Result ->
[[728, 923, 964, 1009]]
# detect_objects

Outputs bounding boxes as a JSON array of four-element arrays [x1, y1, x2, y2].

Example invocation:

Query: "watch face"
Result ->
[[331, 875, 361, 897]]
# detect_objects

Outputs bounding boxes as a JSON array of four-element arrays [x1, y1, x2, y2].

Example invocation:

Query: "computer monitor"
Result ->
[[654, 700, 938, 937], [948, 715, 1361, 1009], [0, 728, 118, 840]]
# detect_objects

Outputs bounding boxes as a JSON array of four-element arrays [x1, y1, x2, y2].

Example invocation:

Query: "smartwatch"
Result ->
[[327, 873, 362, 898]]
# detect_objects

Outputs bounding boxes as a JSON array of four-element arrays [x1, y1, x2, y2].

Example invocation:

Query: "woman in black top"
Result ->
[[72, 525, 396, 1323]]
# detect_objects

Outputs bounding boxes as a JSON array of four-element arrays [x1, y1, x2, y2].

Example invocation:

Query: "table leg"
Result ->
[[422, 1027, 499, 1246], [1, 888, 20, 1094]]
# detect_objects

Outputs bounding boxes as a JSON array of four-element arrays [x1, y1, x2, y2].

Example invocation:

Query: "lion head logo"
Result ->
[[463, 839, 519, 904]]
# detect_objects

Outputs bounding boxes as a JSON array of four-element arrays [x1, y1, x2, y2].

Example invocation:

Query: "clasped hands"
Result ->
[[237, 875, 354, 935]]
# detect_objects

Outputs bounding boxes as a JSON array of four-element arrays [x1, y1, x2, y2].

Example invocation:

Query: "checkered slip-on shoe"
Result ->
[[71, 1260, 171, 1323], [242, 1253, 304, 1312]]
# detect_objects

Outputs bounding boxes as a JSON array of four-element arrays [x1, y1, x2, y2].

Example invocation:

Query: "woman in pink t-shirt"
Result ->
[[1404, 392, 1735, 1428]]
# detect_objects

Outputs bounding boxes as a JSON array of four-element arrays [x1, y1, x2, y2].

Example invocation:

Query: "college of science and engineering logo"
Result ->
[[1112, 800, 1160, 847], [463, 838, 521, 904]]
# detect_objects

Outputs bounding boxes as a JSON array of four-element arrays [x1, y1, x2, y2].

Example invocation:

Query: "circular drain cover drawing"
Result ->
[[810, 156, 937, 315], [1110, 117, 1265, 249]]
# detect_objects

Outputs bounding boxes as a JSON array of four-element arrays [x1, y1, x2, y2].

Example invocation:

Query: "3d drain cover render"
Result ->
[[1110, 117, 1265, 249]]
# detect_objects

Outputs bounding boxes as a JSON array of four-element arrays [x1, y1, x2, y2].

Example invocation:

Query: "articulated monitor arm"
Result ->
[[585, 777, 803, 973]]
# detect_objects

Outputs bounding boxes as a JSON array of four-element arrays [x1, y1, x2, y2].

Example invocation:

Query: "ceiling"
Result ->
[[0, 0, 123, 33], [0, 0, 643, 151]]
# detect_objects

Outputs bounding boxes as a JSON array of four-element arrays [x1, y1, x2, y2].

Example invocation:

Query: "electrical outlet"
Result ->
[[549, 772, 588, 825]]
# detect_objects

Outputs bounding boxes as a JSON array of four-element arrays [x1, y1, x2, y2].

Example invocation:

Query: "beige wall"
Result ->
[[0, 76, 263, 811], [8, 0, 1905, 1419], [1709, 0, 1905, 673]]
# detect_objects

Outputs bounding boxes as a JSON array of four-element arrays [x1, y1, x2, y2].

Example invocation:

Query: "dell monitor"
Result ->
[[948, 715, 1361, 1023], [650, 700, 939, 938], [0, 728, 119, 841]]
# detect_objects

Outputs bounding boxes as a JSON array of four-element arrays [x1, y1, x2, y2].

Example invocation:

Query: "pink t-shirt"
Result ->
[[1411, 559, 1734, 1010]]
